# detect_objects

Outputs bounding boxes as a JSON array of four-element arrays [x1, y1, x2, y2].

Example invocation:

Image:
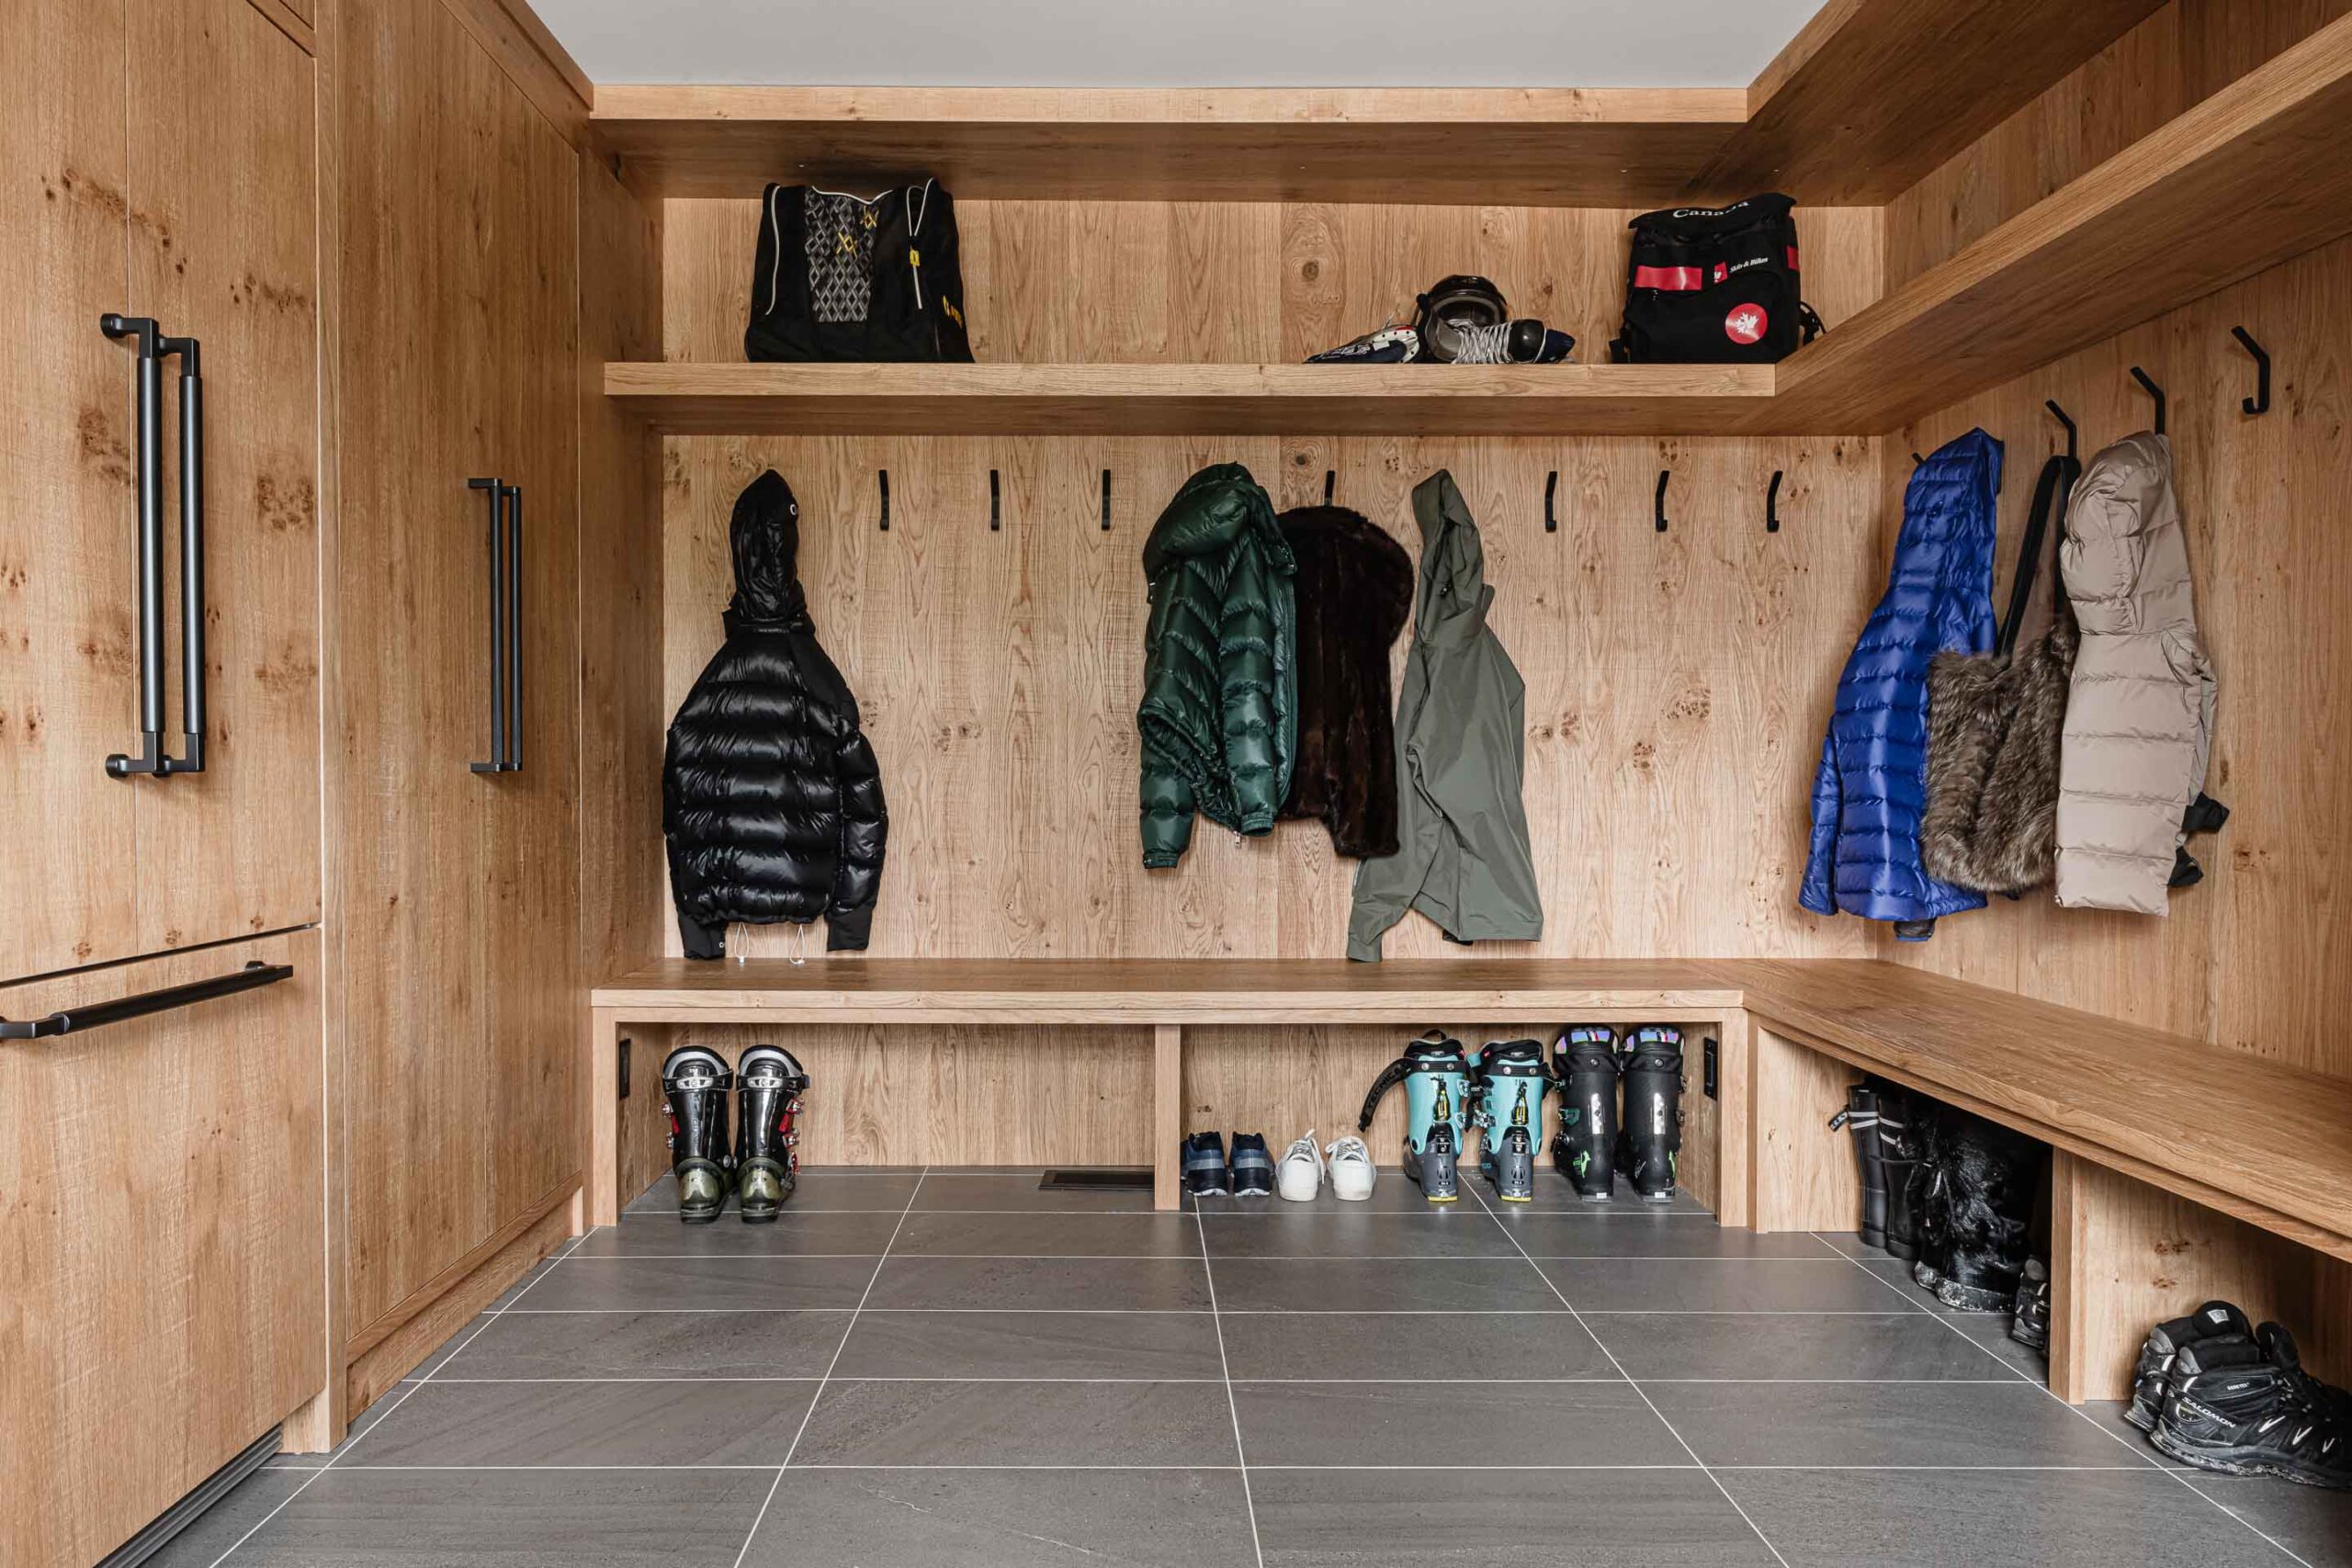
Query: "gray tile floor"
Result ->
[[155, 1167, 2347, 1567]]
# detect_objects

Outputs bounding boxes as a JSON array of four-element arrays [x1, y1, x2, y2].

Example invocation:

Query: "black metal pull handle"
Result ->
[[0, 960, 292, 1043], [161, 332, 206, 773], [503, 482, 523, 773], [469, 478, 505, 774], [102, 314, 170, 779]]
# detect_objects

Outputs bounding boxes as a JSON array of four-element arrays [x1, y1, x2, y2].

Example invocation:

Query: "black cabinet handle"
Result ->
[[503, 482, 523, 773], [99, 315, 204, 778], [469, 477, 505, 775], [0, 960, 293, 1043]]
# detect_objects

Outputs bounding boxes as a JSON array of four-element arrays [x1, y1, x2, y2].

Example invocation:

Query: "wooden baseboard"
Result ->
[[344, 1176, 582, 1360]]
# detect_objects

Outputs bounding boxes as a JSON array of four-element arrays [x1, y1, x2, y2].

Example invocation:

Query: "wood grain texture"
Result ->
[[1747, 1022, 1860, 1233], [436, 0, 592, 146], [1694, 0, 2168, 201], [592, 86, 1747, 206], [0, 931, 325, 1568], [0, 0, 137, 983], [129, 0, 324, 955]]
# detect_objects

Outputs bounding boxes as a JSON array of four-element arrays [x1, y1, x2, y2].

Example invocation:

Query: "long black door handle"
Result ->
[[101, 314, 170, 779], [161, 332, 206, 773], [503, 482, 522, 773], [0, 960, 293, 1042], [469, 477, 504, 774]]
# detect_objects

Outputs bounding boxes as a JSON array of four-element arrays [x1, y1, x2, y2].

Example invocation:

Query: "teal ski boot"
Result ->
[[1551, 1026, 1620, 1201], [1359, 1033, 1472, 1204], [1472, 1040, 1551, 1202]]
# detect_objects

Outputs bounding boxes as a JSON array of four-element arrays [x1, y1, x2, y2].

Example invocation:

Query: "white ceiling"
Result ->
[[533, 0, 1825, 88]]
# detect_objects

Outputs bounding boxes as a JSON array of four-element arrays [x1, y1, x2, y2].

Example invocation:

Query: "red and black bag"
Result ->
[[1609, 193, 1822, 365]]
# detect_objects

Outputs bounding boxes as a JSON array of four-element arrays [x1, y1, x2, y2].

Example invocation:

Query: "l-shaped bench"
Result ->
[[587, 957, 2352, 1403]]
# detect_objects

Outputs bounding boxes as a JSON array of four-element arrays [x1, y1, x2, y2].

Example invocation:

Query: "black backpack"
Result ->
[[1610, 194, 1821, 365], [745, 178, 973, 364]]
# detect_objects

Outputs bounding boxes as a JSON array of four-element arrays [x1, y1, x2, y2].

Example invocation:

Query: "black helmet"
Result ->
[[1413, 275, 1508, 363]]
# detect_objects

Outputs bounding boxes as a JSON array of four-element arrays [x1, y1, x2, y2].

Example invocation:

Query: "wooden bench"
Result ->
[[588, 955, 2352, 1402]]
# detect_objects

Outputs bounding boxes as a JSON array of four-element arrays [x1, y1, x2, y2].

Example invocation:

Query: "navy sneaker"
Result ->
[[1183, 1133, 1229, 1198], [1229, 1134, 1275, 1198]]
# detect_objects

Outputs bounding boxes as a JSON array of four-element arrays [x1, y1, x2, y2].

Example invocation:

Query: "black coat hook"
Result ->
[[1544, 470, 1558, 534], [2231, 326, 2271, 416], [1323, 469, 1336, 506], [1101, 468, 1113, 531], [1911, 452, 1925, 468], [989, 468, 1001, 531], [1654, 469, 1670, 534], [1766, 469, 1783, 535], [2045, 400, 2077, 461], [877, 469, 890, 532], [2130, 366, 2166, 435]]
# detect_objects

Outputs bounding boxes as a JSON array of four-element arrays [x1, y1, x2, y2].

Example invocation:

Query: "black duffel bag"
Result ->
[[746, 177, 973, 363], [1610, 193, 1822, 365]]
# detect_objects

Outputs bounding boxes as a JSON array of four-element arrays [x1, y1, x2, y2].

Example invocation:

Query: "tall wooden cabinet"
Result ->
[[334, 0, 582, 1353]]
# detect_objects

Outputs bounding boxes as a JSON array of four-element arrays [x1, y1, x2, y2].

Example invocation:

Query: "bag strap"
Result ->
[[1798, 302, 1825, 346], [1996, 453, 2083, 656], [1358, 1057, 1410, 1134]]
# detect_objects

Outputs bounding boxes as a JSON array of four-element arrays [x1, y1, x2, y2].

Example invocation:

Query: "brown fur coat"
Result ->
[[1920, 603, 2076, 895], [1277, 505, 1414, 858]]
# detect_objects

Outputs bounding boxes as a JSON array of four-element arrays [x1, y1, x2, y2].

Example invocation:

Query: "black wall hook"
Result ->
[[2231, 326, 2271, 416], [1654, 469, 1671, 534], [989, 468, 1001, 532], [1100, 468, 1113, 531], [877, 469, 890, 532], [2045, 400, 2078, 461], [1766, 469, 1784, 535], [1544, 470, 1558, 534], [1323, 469, 1336, 506], [2130, 366, 2166, 435]]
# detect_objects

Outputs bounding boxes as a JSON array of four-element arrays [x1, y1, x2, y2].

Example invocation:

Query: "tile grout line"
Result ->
[[1194, 1190, 1267, 1568], [207, 1226, 594, 1567], [725, 1164, 929, 1568], [1464, 1181, 1795, 1568], [1815, 1233, 2316, 1567]]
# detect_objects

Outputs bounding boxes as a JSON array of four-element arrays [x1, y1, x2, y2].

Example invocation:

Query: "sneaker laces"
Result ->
[[1325, 1134, 1371, 1168], [1448, 321, 1512, 364], [1283, 1130, 1322, 1168]]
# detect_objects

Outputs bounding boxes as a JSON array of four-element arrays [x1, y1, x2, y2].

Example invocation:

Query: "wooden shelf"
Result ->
[[590, 85, 1747, 205], [603, 360, 1778, 437]]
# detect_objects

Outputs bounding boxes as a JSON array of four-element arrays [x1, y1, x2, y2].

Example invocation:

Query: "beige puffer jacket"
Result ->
[[2054, 434, 2216, 914]]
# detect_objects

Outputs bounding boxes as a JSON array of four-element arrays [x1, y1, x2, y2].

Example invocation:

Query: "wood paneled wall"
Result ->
[[1875, 187, 2352, 1084]]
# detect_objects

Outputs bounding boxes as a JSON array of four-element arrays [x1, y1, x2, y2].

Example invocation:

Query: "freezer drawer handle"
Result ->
[[99, 315, 206, 778], [0, 961, 293, 1042]]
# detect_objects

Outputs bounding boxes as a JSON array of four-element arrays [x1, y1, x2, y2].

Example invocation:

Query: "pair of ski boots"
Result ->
[[1549, 1025, 1685, 1204], [661, 1044, 809, 1224], [1356, 1032, 1555, 1203]]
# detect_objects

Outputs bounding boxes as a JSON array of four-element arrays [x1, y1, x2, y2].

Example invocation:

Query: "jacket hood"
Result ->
[[1142, 463, 1292, 577], [1410, 469, 1495, 646], [1886, 427, 2002, 592], [727, 469, 810, 631]]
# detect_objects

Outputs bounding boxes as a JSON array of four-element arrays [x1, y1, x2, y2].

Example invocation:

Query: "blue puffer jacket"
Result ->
[[1800, 429, 2002, 936]]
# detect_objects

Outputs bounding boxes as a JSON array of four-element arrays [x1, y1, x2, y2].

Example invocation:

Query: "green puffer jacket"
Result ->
[[1137, 464, 1298, 867]]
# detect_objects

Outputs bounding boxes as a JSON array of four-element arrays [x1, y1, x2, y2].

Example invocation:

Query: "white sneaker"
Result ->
[[1325, 1135, 1376, 1201], [1276, 1132, 1324, 1201]]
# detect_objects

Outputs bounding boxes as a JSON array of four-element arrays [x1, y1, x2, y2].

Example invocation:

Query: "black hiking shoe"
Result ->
[[1229, 1134, 1275, 1198], [2154, 1324, 2352, 1488], [2128, 1301, 2253, 1432], [2008, 1258, 2049, 1352], [1183, 1133, 1230, 1198]]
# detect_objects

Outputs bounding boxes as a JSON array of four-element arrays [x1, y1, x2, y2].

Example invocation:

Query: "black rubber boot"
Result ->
[[662, 1045, 734, 1224], [2128, 1301, 2254, 1432], [1932, 1112, 2043, 1312], [1829, 1084, 1887, 1249], [1614, 1026, 1684, 1204], [1874, 1080, 1923, 1260], [735, 1045, 808, 1224], [1550, 1027, 1619, 1201], [1909, 1102, 1952, 1292]]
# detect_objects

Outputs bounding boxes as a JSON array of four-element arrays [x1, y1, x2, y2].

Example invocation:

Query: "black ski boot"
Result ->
[[1473, 1040, 1550, 1203], [2128, 1301, 2255, 1432], [1614, 1026, 1684, 1204], [1930, 1111, 2042, 1312], [1874, 1080, 1923, 1260], [2009, 1258, 2049, 1351], [735, 1045, 808, 1224], [2154, 1324, 2352, 1488], [1550, 1027, 1619, 1201], [1828, 1084, 1888, 1249], [662, 1045, 734, 1224]]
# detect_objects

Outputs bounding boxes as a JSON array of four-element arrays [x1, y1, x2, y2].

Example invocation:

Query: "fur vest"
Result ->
[[1277, 505, 1414, 858]]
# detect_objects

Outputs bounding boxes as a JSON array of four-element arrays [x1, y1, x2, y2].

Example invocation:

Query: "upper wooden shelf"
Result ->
[[590, 86, 1747, 206]]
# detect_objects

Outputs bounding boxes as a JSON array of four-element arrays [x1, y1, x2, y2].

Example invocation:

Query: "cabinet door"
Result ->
[[127, 0, 324, 954], [334, 0, 496, 1333], [480, 84, 584, 1229], [0, 930, 325, 1568], [0, 0, 137, 983]]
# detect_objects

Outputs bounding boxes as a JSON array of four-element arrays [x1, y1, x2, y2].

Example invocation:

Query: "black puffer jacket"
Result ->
[[664, 470, 887, 957]]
